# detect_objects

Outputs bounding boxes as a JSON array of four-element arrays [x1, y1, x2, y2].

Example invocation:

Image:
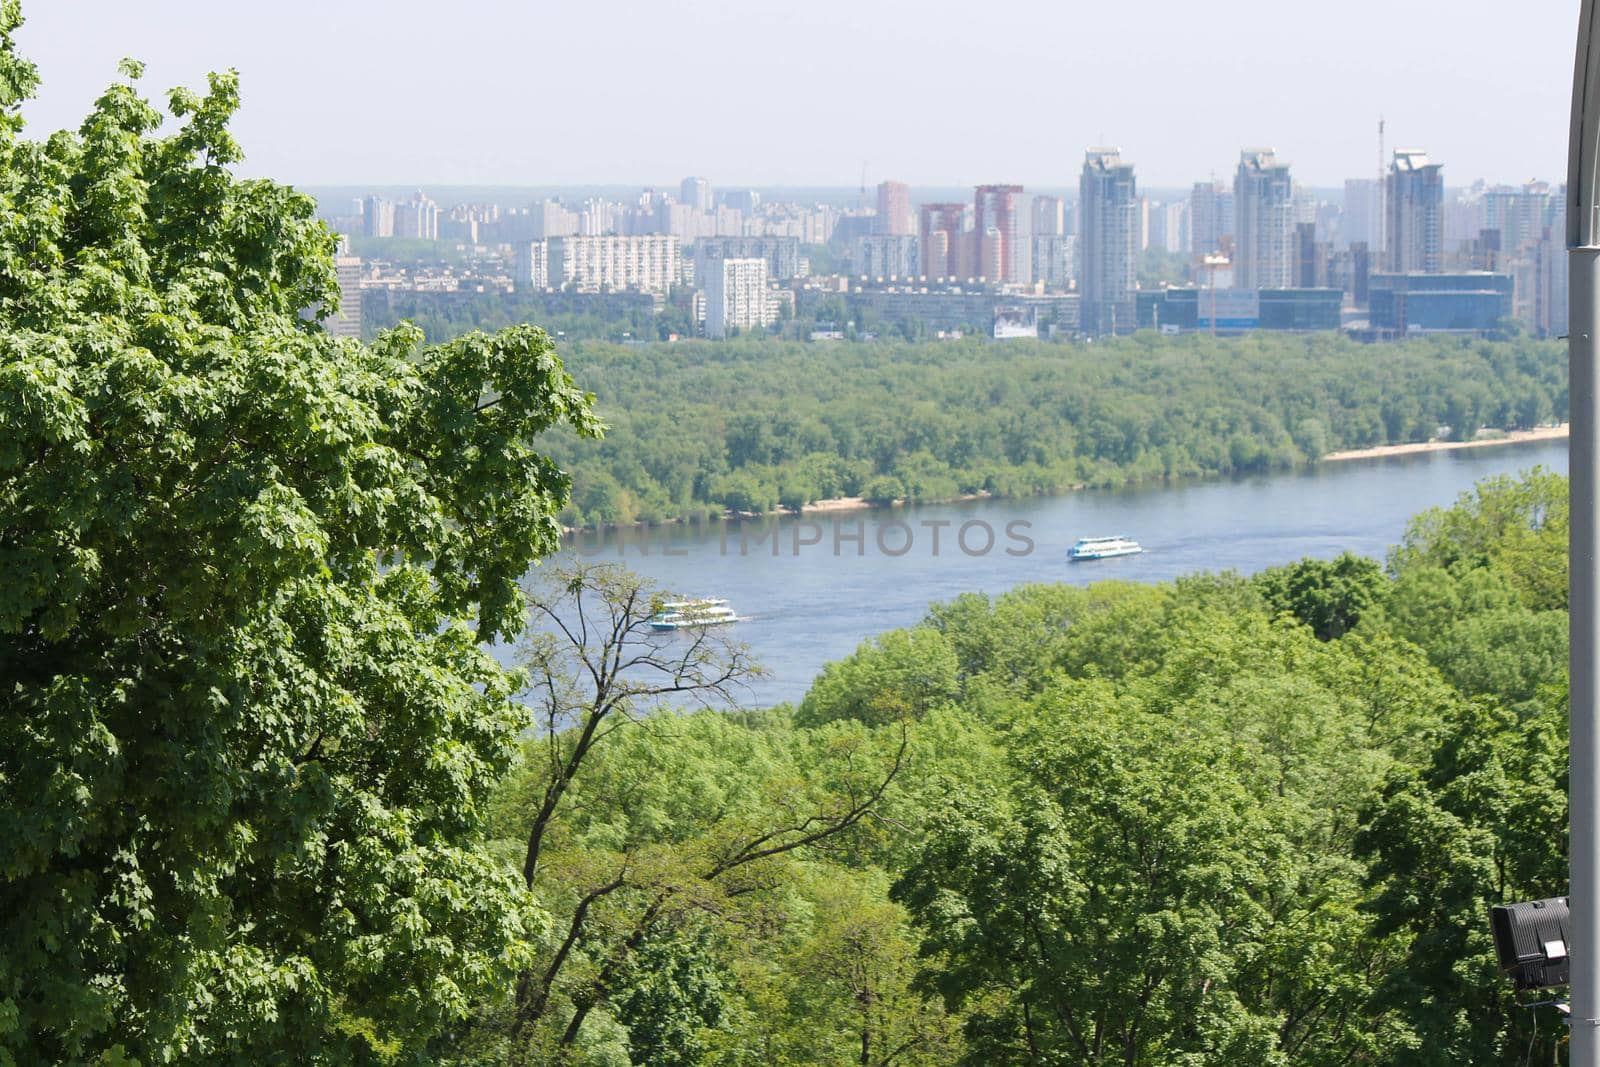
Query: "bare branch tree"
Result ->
[[515, 562, 760, 889], [507, 561, 760, 1059], [503, 561, 908, 1063]]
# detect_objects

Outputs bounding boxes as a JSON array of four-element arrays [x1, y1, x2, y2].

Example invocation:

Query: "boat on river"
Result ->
[[650, 598, 740, 631], [1068, 536, 1144, 561]]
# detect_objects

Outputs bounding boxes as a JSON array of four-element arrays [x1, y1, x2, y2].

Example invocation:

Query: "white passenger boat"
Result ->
[[1068, 536, 1144, 561], [649, 598, 740, 630]]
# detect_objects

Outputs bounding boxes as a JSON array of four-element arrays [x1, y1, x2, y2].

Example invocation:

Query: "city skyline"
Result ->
[[334, 146, 1564, 342], [12, 0, 1572, 189]]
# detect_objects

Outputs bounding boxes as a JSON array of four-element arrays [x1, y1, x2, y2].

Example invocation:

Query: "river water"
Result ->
[[533, 441, 1568, 707]]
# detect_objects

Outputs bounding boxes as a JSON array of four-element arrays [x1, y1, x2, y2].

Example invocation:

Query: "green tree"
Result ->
[[796, 627, 962, 727], [497, 565, 906, 1064], [0, 15, 600, 1062], [779, 867, 960, 1066], [894, 576, 1454, 1066], [1390, 467, 1568, 611], [897, 683, 1293, 1066], [611, 925, 730, 1067], [1357, 695, 1568, 1065], [1254, 551, 1385, 640], [1348, 467, 1571, 1063]]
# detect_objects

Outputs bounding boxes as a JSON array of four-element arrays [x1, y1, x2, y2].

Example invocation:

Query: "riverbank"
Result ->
[[1322, 424, 1569, 463], [564, 490, 995, 537], [560, 429, 1565, 538], [798, 490, 996, 516]]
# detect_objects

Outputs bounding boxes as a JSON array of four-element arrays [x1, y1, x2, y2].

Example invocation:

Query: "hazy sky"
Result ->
[[13, 0, 1577, 191]]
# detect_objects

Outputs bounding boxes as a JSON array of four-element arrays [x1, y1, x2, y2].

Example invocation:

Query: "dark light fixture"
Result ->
[[1491, 897, 1573, 991]]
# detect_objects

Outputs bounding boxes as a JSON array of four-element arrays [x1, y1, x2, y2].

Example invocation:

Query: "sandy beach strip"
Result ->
[[799, 496, 872, 514], [1322, 424, 1569, 462]]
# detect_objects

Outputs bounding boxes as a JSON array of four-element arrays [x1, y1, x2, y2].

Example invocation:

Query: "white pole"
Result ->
[[1570, 3, 1600, 1062], [1574, 247, 1600, 1065]]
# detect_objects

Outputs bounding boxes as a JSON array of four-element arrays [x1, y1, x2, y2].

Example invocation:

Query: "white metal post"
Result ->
[[1574, 247, 1600, 1065], [1571, 3, 1600, 1062]]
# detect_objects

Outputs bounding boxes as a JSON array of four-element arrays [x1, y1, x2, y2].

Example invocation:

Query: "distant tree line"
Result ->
[[533, 333, 1566, 528], [363, 289, 697, 345]]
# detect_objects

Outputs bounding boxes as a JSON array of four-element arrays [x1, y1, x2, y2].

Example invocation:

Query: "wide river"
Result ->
[[536, 440, 1568, 708]]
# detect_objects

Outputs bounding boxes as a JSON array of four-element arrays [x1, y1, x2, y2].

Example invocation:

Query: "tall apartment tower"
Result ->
[[705, 257, 771, 339], [514, 241, 549, 291], [1189, 181, 1233, 256], [1387, 150, 1444, 273], [331, 238, 363, 339], [393, 191, 440, 240], [530, 200, 580, 240], [361, 195, 395, 238], [919, 202, 965, 279], [680, 176, 714, 213], [1032, 195, 1066, 236], [974, 184, 1024, 283], [1078, 148, 1138, 336], [1233, 149, 1295, 289], [1160, 200, 1190, 253], [876, 180, 914, 235]]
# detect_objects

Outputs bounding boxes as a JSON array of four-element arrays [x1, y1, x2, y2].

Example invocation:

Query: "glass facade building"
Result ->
[[1367, 272, 1513, 334], [1136, 288, 1341, 332]]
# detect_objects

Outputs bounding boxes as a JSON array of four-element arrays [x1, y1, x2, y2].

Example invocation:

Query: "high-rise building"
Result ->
[[974, 185, 1024, 283], [1032, 195, 1066, 237], [680, 176, 714, 213], [331, 240, 363, 339], [1292, 184, 1319, 227], [1234, 149, 1295, 289], [393, 191, 440, 240], [1294, 222, 1321, 288], [1160, 200, 1190, 254], [1079, 148, 1139, 336], [548, 234, 679, 293], [361, 195, 394, 238], [578, 198, 622, 236], [1483, 181, 1561, 258], [1189, 181, 1233, 256], [515, 241, 549, 291], [831, 213, 877, 254], [919, 203, 965, 279], [1145, 200, 1166, 252], [693, 236, 802, 282], [657, 201, 710, 241], [876, 181, 914, 236], [1341, 180, 1381, 250], [713, 205, 744, 236], [705, 257, 772, 338], [530, 200, 580, 240], [1387, 150, 1444, 273], [723, 189, 761, 214], [1536, 207, 1569, 338], [1032, 234, 1076, 288], [852, 234, 920, 278]]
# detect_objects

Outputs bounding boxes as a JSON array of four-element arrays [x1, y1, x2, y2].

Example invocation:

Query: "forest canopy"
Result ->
[[528, 333, 1566, 528]]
